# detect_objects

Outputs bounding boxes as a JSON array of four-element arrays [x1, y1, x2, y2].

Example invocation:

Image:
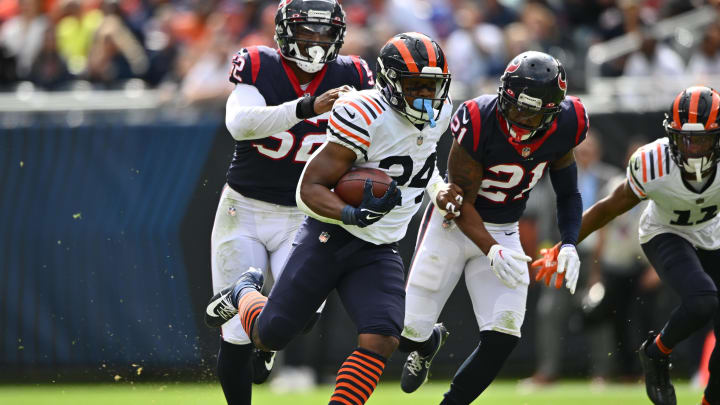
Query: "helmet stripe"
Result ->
[[706, 89, 720, 129], [389, 39, 419, 73], [689, 87, 702, 123], [419, 36, 436, 68], [672, 92, 682, 128]]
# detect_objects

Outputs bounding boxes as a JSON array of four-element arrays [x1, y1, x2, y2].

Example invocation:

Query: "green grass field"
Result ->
[[0, 381, 704, 405]]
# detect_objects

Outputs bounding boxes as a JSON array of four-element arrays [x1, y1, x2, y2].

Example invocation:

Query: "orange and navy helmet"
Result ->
[[376, 32, 451, 126], [664, 86, 720, 176]]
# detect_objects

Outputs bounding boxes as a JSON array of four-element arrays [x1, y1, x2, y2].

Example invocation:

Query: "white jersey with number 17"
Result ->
[[626, 137, 720, 249]]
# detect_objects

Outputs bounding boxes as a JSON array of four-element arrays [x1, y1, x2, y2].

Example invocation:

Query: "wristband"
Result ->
[[341, 205, 358, 226], [296, 95, 317, 119]]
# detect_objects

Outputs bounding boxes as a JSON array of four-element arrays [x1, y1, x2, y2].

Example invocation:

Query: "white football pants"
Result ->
[[211, 185, 306, 345], [403, 205, 529, 342]]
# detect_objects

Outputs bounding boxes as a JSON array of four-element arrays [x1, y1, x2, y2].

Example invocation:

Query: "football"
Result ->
[[334, 167, 393, 207]]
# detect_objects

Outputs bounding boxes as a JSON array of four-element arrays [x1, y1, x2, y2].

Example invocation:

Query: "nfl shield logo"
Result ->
[[521, 147, 531, 157], [417, 135, 423, 146], [319, 231, 330, 243], [228, 206, 237, 216]]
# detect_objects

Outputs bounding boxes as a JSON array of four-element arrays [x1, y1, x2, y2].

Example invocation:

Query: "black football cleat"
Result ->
[[401, 323, 449, 393], [639, 336, 677, 405], [252, 349, 277, 384], [205, 267, 264, 328]]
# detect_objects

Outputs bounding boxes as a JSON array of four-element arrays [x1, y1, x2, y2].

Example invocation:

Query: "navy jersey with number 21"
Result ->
[[450, 94, 589, 223]]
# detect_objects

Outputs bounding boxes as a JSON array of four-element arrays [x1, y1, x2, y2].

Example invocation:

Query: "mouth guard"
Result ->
[[413, 98, 436, 128]]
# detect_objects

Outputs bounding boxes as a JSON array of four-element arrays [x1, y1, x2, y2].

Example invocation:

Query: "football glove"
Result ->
[[341, 179, 402, 228], [533, 243, 561, 288], [532, 243, 580, 294], [557, 244, 580, 294], [488, 244, 531, 288]]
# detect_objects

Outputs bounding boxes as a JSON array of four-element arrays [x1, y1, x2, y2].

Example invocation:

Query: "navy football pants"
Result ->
[[642, 233, 720, 403], [255, 218, 406, 351]]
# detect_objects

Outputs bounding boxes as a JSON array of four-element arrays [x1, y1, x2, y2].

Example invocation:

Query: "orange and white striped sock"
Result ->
[[329, 348, 386, 405], [237, 291, 267, 338]]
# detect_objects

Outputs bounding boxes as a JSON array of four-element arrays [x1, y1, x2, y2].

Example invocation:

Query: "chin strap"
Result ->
[[412, 98, 436, 128]]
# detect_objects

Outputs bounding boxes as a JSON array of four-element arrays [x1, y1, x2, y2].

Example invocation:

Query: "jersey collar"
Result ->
[[680, 166, 718, 194], [279, 50, 328, 97]]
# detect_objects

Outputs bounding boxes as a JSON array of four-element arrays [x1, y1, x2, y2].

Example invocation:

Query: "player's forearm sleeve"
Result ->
[[550, 162, 582, 246], [225, 83, 304, 141]]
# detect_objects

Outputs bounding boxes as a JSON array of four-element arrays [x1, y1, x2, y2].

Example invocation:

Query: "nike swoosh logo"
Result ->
[[206, 293, 229, 317], [343, 107, 356, 119], [264, 354, 275, 371], [462, 107, 469, 124], [366, 214, 381, 220], [504, 231, 516, 236]]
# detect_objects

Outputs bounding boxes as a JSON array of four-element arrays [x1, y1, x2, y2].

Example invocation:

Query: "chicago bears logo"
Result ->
[[558, 75, 567, 91], [505, 59, 521, 73]]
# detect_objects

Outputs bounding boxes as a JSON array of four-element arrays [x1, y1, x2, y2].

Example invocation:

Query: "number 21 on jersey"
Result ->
[[479, 162, 548, 203]]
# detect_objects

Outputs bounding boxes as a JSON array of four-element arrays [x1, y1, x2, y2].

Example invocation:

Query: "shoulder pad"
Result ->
[[229, 46, 263, 85]]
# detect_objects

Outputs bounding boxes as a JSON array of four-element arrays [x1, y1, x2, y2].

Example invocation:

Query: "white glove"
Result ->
[[557, 244, 581, 294], [488, 244, 531, 288]]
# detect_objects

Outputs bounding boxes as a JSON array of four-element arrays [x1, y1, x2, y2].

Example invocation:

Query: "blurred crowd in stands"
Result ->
[[1, 0, 719, 106]]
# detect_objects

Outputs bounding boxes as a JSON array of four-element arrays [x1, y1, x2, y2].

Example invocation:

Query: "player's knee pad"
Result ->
[[301, 312, 321, 334], [484, 309, 525, 337], [683, 293, 719, 323], [404, 288, 446, 341], [403, 298, 440, 342]]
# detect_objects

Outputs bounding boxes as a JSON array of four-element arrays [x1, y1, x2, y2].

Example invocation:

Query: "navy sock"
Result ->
[[442, 331, 518, 405], [217, 339, 253, 405], [398, 330, 438, 356], [417, 329, 440, 357]]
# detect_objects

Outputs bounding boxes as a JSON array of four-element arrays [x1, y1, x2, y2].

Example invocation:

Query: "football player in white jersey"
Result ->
[[205, 32, 461, 405], [534, 86, 720, 405]]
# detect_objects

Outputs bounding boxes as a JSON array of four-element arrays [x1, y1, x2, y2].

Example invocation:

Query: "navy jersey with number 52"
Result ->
[[450, 94, 588, 223], [226, 45, 375, 206]]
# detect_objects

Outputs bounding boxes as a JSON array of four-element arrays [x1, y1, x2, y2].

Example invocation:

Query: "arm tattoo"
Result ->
[[448, 141, 483, 205]]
